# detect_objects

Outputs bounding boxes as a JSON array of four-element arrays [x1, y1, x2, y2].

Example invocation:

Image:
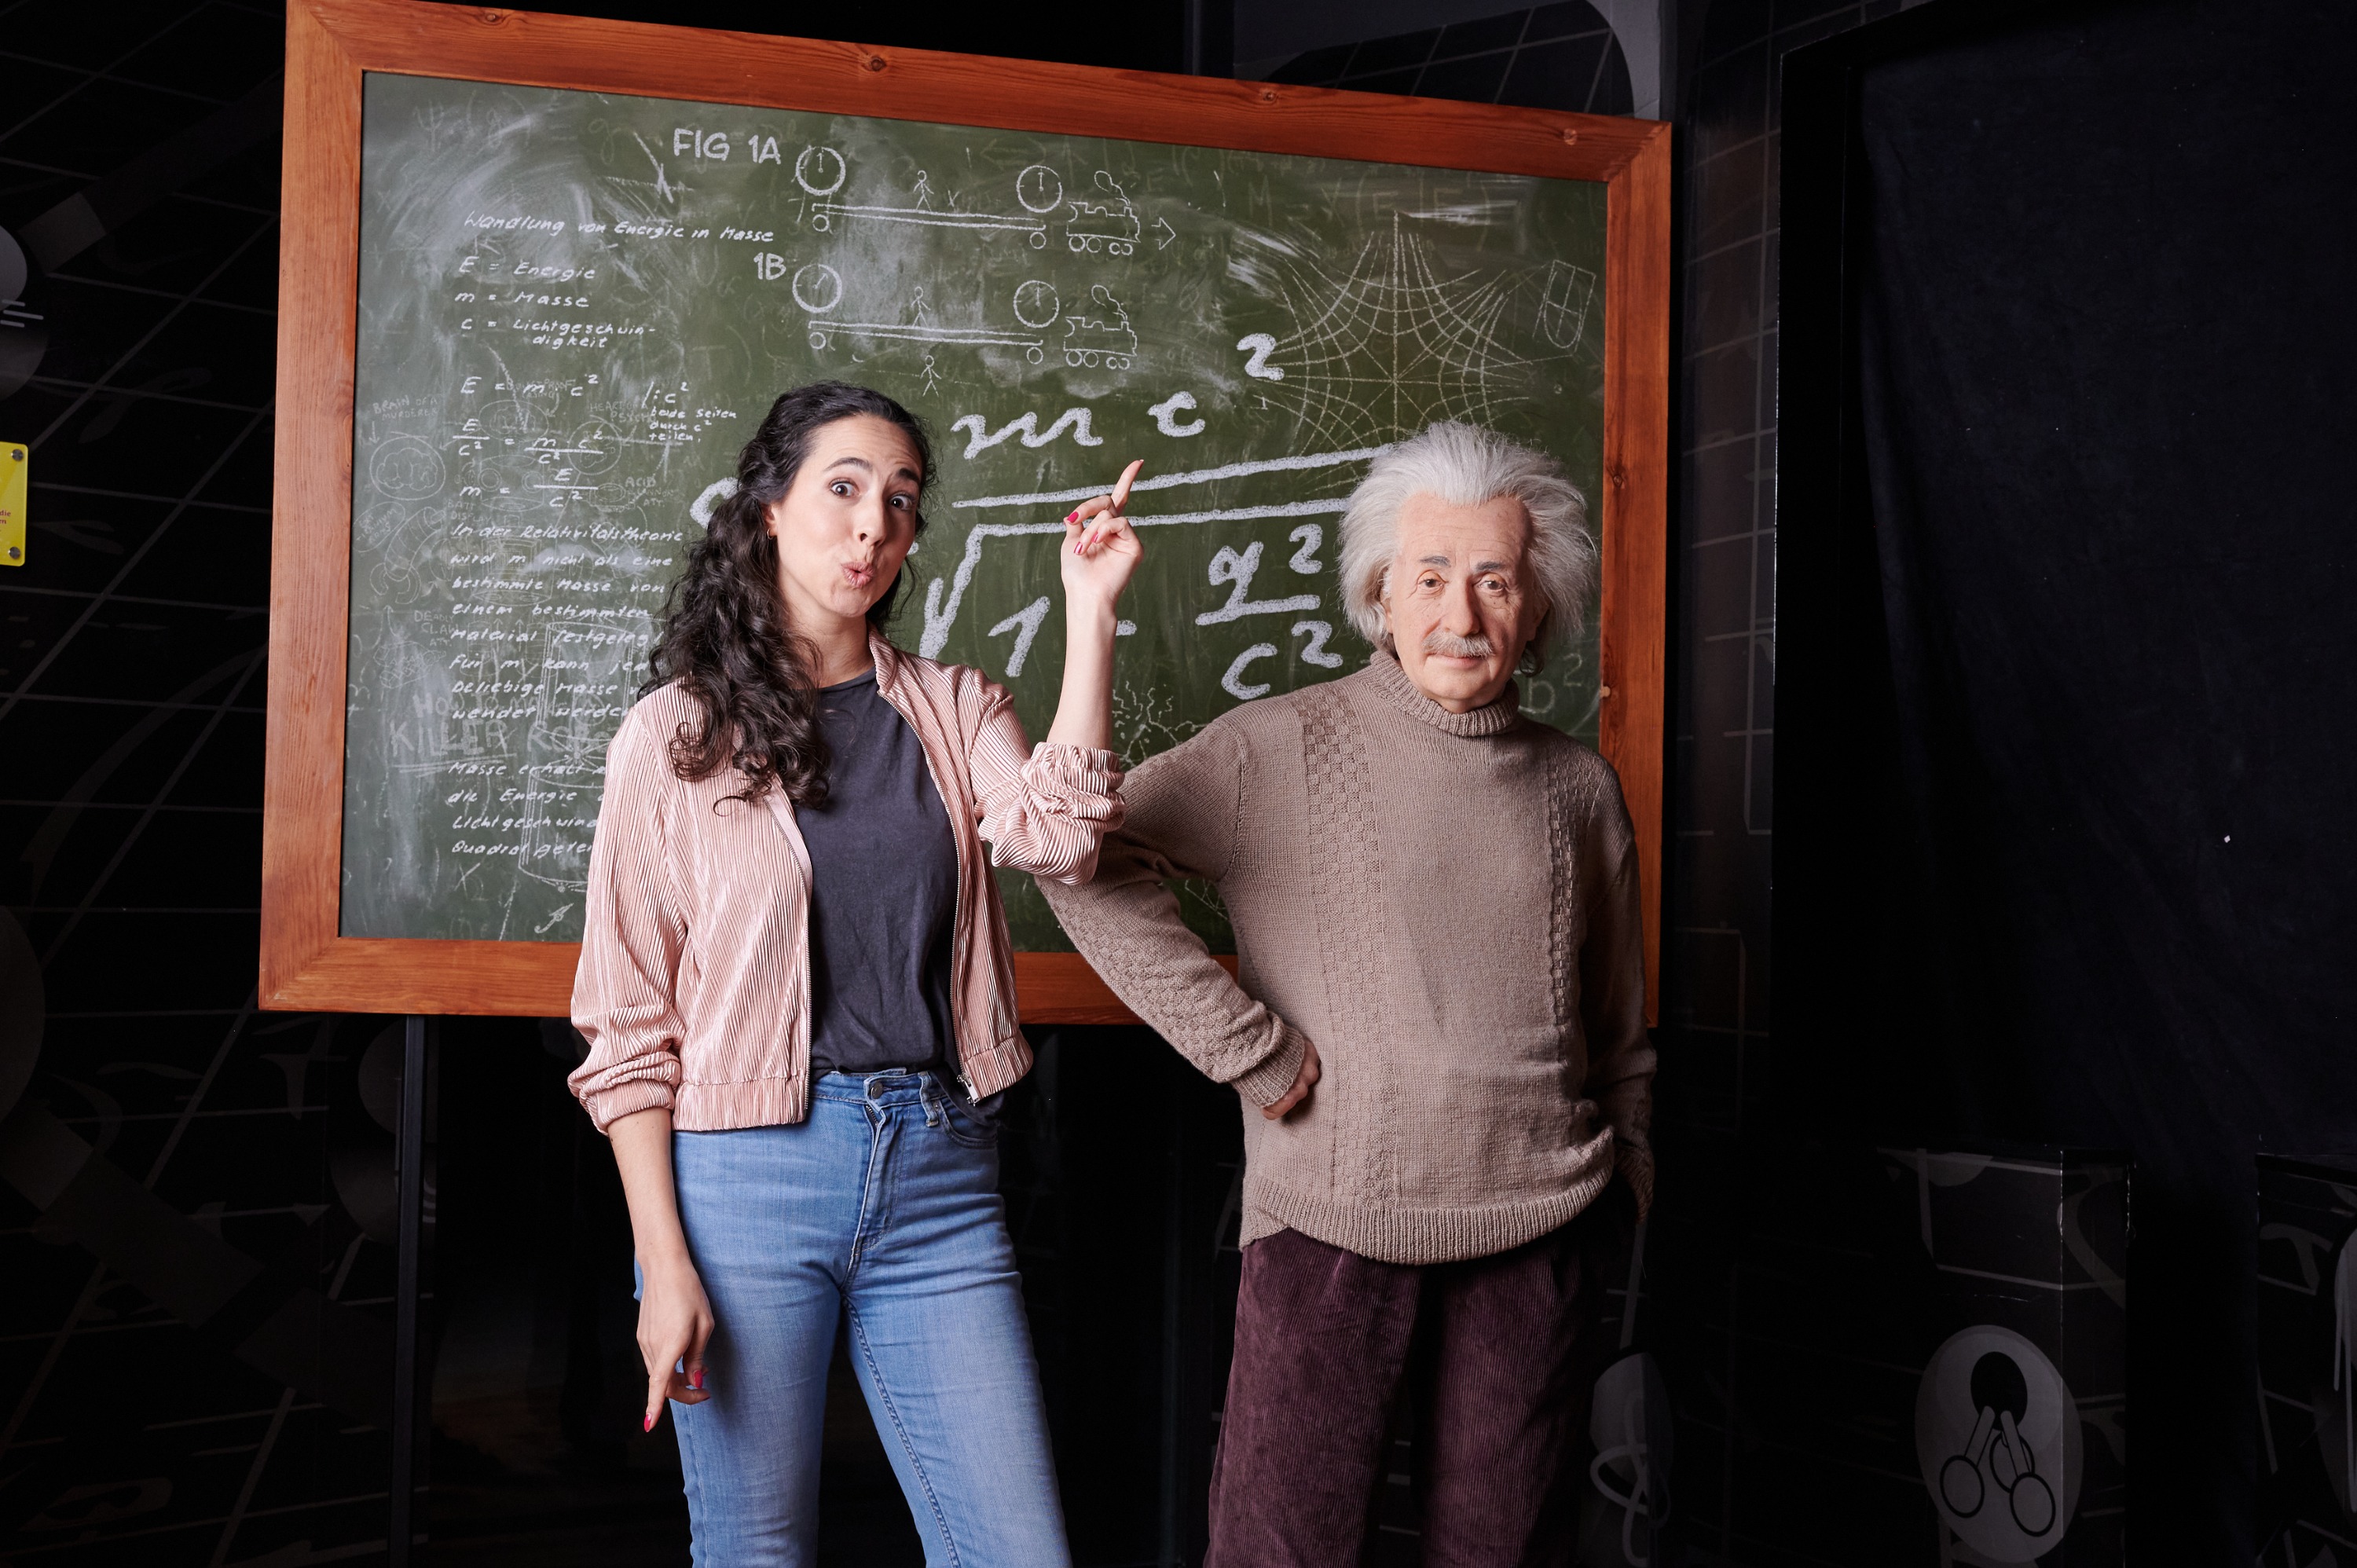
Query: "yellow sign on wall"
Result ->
[[0, 443, 24, 567]]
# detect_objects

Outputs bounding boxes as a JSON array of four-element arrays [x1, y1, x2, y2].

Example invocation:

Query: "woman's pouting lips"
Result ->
[[841, 561, 875, 588]]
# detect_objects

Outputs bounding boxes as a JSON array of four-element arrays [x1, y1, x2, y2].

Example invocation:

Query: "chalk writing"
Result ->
[[1149, 391, 1207, 438], [1195, 542, 1321, 625], [1222, 643, 1278, 700], [988, 595, 1054, 677], [339, 72, 1609, 951], [952, 408, 1105, 460]]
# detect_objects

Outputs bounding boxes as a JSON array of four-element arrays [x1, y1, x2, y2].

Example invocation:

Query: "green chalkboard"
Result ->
[[340, 71, 1609, 950]]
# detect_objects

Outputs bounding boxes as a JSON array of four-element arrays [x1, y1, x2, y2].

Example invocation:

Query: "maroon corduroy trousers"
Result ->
[[1205, 1184, 1632, 1568]]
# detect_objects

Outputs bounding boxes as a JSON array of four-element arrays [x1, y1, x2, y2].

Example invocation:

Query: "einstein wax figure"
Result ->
[[1043, 420, 1652, 1566]]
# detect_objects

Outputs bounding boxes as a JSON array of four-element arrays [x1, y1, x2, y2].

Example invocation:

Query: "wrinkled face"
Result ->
[[1380, 491, 1543, 713], [764, 414, 923, 630]]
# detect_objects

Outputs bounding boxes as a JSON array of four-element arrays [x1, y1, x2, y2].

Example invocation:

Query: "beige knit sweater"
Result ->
[[1041, 651, 1653, 1266]]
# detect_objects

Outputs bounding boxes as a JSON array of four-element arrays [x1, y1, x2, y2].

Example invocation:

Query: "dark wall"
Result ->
[[1646, 3, 1909, 1557], [0, 3, 417, 1563], [1777, 0, 2357, 1559], [415, 0, 1198, 72], [1259, 2, 1635, 112]]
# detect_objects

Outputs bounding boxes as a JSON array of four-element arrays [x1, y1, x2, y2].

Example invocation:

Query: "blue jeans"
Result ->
[[664, 1069, 1071, 1567]]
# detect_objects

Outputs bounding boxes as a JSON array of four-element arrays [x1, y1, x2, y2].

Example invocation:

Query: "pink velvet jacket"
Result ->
[[568, 633, 1123, 1133]]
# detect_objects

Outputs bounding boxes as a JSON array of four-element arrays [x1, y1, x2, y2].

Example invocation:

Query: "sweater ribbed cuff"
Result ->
[[1616, 1141, 1656, 1222], [1229, 1021, 1309, 1108]]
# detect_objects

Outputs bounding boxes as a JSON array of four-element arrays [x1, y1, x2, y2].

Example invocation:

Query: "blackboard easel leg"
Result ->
[[390, 1014, 428, 1566]]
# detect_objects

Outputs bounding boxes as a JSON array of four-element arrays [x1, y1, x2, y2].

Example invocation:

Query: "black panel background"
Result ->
[[1778, 1, 2357, 1558]]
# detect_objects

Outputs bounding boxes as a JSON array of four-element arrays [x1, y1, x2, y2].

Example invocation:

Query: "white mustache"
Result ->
[[1422, 631, 1494, 658]]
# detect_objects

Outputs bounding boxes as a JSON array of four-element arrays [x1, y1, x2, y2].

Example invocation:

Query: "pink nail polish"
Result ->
[[643, 1412, 656, 1432], [1065, 511, 1078, 522]]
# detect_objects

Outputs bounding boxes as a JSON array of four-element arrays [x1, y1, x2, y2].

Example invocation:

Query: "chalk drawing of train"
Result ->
[[1064, 172, 1141, 257], [1061, 284, 1138, 369]]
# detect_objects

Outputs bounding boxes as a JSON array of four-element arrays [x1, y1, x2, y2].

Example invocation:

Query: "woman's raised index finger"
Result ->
[[1110, 459, 1146, 511]]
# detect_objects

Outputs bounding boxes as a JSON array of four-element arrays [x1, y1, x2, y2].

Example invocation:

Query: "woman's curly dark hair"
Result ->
[[642, 382, 932, 805]]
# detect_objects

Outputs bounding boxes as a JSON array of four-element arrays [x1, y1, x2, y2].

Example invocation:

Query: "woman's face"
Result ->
[[763, 414, 924, 630]]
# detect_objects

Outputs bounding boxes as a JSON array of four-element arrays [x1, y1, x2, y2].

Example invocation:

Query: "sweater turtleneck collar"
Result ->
[[1363, 649, 1522, 738]]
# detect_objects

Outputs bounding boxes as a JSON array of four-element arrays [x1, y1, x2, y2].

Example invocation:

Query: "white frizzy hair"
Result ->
[[1336, 422, 1596, 669]]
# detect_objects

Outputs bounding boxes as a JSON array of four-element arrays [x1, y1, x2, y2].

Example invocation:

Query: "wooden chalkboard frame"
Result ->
[[261, 0, 1670, 1021]]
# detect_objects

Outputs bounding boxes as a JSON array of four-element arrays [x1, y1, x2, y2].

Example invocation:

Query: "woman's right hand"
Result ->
[[637, 1253, 715, 1431], [1044, 460, 1145, 755], [1061, 459, 1145, 610]]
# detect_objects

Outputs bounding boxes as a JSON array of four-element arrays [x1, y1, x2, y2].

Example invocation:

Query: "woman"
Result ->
[[568, 381, 1141, 1566]]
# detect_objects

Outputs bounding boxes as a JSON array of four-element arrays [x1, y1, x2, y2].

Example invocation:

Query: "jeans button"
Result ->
[[867, 1081, 883, 1101]]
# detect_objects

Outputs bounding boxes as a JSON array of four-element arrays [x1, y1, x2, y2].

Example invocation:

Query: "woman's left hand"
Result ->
[[1061, 460, 1146, 609]]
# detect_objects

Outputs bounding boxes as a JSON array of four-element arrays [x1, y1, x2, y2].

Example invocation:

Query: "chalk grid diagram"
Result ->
[[343, 74, 1609, 947]]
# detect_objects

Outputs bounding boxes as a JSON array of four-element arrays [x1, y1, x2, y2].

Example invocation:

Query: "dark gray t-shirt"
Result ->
[[799, 669, 959, 1076]]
